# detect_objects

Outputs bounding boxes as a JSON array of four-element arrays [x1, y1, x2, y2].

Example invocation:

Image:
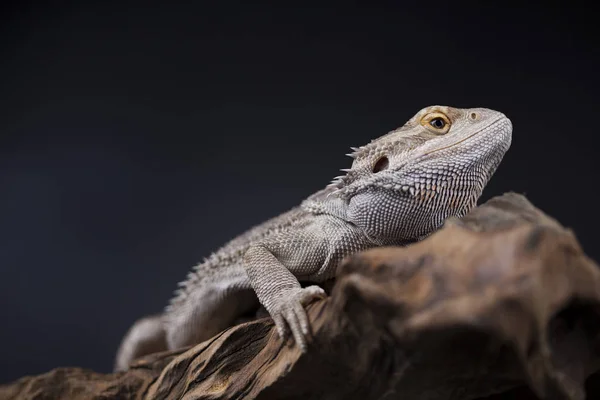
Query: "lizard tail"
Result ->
[[114, 314, 167, 372]]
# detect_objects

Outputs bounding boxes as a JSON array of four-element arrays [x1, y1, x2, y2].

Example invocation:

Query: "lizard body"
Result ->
[[115, 105, 512, 371]]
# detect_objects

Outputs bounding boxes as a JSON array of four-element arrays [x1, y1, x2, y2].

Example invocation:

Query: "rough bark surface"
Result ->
[[2, 192, 600, 400]]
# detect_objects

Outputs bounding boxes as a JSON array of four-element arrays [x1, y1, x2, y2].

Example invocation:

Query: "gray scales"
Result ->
[[114, 105, 513, 371]]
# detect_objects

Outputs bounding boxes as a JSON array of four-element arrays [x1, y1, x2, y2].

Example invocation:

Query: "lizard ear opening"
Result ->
[[372, 156, 389, 173]]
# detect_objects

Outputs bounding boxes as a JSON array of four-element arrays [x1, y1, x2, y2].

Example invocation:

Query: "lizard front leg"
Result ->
[[243, 242, 327, 351]]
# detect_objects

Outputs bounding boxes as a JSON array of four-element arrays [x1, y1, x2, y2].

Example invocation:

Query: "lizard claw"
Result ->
[[269, 285, 326, 351]]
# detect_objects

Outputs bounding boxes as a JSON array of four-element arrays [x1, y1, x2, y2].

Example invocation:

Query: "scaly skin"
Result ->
[[114, 105, 512, 371]]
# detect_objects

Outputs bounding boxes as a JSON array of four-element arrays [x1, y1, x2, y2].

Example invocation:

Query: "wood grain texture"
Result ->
[[2, 192, 599, 400]]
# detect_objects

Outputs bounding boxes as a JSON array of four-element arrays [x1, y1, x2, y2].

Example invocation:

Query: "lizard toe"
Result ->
[[286, 306, 308, 352], [291, 300, 311, 338], [272, 313, 288, 339], [297, 285, 326, 306]]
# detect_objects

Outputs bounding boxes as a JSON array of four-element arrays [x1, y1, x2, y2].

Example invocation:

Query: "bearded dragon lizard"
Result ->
[[114, 105, 512, 371]]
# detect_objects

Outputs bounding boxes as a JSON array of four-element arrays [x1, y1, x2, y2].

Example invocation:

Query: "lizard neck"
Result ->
[[300, 187, 349, 220]]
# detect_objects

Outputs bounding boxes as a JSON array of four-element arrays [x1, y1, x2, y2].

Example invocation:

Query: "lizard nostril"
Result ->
[[470, 112, 478, 120], [372, 156, 389, 173]]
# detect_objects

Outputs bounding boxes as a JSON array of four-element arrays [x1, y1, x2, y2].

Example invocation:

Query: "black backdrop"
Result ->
[[1, 1, 598, 382]]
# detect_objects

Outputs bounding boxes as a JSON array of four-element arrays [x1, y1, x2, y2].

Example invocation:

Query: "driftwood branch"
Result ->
[[2, 192, 600, 400]]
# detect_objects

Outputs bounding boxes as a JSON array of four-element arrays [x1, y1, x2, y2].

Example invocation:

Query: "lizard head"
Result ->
[[330, 105, 512, 241]]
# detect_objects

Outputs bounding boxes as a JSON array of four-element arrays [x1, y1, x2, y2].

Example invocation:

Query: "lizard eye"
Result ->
[[420, 112, 451, 134], [372, 156, 389, 173], [430, 118, 446, 129]]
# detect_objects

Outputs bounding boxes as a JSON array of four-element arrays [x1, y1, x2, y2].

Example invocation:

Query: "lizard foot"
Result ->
[[269, 285, 326, 352]]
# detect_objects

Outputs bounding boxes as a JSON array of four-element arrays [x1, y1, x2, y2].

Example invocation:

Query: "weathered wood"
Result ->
[[2, 192, 600, 400]]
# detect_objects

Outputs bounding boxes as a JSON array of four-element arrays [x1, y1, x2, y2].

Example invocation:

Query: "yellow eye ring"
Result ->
[[420, 112, 451, 134]]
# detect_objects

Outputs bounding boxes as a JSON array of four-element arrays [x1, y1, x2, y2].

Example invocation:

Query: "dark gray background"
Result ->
[[1, 1, 597, 382]]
